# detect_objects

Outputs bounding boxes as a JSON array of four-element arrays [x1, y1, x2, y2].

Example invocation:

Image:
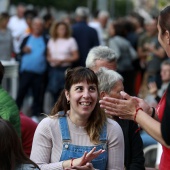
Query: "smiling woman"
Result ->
[[30, 66, 124, 170]]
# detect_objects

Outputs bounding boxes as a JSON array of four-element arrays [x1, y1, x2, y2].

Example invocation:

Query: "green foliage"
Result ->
[[12, 0, 87, 11], [113, 0, 134, 18]]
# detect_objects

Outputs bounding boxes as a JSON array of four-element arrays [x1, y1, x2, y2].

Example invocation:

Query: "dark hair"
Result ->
[[50, 21, 71, 40], [129, 12, 144, 27], [0, 118, 40, 170], [0, 12, 9, 19], [0, 62, 4, 84], [24, 9, 37, 20], [0, 12, 10, 27], [43, 13, 52, 22], [51, 67, 107, 144], [112, 19, 126, 37], [159, 5, 170, 35]]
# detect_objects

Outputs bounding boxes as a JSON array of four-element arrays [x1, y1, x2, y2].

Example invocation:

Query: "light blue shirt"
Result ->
[[20, 35, 47, 74]]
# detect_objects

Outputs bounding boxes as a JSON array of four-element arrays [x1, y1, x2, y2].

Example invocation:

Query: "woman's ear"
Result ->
[[65, 90, 70, 101], [100, 91, 108, 99]]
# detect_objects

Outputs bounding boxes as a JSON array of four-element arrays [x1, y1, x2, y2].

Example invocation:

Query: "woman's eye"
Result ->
[[76, 87, 83, 91], [89, 86, 96, 91]]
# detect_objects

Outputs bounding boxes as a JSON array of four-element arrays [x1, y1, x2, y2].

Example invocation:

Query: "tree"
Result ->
[[11, 0, 89, 11]]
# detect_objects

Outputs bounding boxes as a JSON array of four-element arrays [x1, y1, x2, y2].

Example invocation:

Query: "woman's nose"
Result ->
[[83, 89, 90, 98]]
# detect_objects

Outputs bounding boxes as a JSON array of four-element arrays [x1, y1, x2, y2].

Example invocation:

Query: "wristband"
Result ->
[[151, 107, 155, 118], [134, 108, 143, 122], [71, 158, 74, 167]]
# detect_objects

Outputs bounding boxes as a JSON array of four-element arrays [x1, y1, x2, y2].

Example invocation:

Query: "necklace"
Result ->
[[67, 111, 86, 128]]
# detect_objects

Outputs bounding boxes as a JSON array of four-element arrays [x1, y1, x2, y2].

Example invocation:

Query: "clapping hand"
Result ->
[[73, 147, 105, 167]]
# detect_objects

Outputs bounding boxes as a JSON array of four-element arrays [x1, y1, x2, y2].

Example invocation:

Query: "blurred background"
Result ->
[[0, 0, 170, 20]]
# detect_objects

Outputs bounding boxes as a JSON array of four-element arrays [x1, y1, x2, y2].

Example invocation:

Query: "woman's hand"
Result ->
[[121, 91, 153, 116], [99, 91, 138, 120], [65, 162, 95, 170], [74, 147, 105, 166]]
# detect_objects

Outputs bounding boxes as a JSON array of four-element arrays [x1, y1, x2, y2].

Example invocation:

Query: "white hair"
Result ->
[[98, 10, 109, 18], [96, 67, 123, 94], [86, 46, 117, 68], [75, 7, 89, 18]]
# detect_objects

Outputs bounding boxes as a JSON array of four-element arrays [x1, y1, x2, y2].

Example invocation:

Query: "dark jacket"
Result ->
[[72, 21, 99, 66], [116, 117, 145, 170]]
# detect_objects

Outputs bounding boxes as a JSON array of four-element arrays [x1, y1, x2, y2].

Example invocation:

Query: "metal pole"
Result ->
[[97, 0, 108, 11], [87, 0, 93, 13], [110, 0, 115, 18]]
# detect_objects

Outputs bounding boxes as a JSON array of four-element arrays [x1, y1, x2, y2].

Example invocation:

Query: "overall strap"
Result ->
[[58, 111, 71, 142], [99, 123, 107, 142]]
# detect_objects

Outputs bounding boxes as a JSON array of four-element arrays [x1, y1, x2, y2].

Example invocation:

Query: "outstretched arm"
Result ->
[[99, 92, 170, 148]]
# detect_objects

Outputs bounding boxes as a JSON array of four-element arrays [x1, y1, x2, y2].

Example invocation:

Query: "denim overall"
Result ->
[[59, 112, 108, 170]]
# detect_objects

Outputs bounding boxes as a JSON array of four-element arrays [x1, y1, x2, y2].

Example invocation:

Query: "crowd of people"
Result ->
[[0, 2, 170, 170]]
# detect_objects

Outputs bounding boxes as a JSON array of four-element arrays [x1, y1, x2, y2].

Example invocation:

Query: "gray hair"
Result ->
[[161, 59, 170, 67], [96, 67, 123, 94], [86, 46, 117, 68], [98, 10, 109, 18], [75, 7, 89, 18]]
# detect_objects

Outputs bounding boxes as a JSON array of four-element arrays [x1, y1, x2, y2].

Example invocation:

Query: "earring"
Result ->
[[67, 100, 70, 104]]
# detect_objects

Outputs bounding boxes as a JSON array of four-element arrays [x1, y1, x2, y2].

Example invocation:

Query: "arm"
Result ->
[[107, 119, 124, 170], [135, 110, 169, 148], [99, 92, 170, 148], [146, 44, 165, 59], [62, 50, 79, 64], [30, 118, 64, 170], [129, 45, 137, 60], [109, 39, 121, 59], [20, 36, 30, 56]]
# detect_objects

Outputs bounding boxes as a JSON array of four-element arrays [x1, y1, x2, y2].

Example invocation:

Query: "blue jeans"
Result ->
[[58, 111, 108, 170]]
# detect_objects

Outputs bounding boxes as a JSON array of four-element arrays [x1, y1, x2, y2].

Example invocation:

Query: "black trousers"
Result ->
[[16, 71, 45, 116]]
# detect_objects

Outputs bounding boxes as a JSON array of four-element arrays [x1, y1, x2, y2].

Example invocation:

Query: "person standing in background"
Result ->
[[108, 20, 137, 95], [16, 18, 48, 121], [98, 10, 110, 46], [88, 10, 104, 45], [47, 21, 79, 104], [8, 3, 28, 57], [72, 6, 99, 67], [0, 12, 13, 61]]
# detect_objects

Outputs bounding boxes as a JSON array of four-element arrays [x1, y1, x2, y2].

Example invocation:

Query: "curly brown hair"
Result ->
[[50, 21, 71, 40]]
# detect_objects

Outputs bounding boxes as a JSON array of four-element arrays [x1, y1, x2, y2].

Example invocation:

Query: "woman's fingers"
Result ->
[[120, 91, 131, 100]]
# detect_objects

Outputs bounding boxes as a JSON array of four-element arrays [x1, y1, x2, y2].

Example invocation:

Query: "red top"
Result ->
[[156, 92, 170, 170], [20, 112, 38, 157]]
